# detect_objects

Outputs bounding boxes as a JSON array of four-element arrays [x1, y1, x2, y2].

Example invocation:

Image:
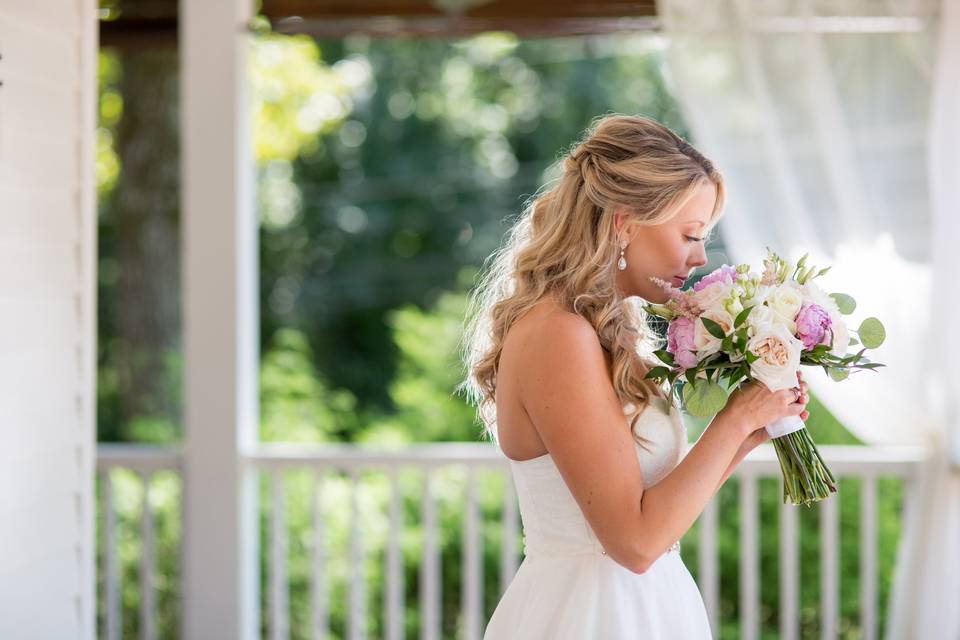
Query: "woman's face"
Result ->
[[613, 181, 715, 303]]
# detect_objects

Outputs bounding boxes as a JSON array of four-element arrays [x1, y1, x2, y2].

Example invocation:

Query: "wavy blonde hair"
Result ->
[[458, 114, 726, 447]]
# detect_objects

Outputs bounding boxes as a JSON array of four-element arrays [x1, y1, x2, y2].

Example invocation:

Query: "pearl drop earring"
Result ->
[[617, 242, 627, 271]]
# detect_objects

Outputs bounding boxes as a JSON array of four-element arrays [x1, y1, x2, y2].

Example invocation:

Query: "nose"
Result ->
[[689, 243, 708, 270]]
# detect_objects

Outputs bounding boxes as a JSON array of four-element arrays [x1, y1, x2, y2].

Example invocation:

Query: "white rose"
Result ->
[[764, 283, 803, 334], [745, 304, 788, 337], [746, 323, 803, 391], [694, 305, 735, 359], [692, 281, 734, 312]]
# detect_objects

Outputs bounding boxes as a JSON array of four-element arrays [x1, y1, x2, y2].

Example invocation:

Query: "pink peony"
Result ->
[[667, 315, 700, 369], [795, 301, 833, 350], [693, 264, 738, 292]]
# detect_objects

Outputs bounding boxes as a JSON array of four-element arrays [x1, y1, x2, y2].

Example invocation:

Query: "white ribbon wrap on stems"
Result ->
[[765, 415, 805, 439]]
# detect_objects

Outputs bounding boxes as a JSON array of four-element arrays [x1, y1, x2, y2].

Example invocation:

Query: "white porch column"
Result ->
[[180, 0, 260, 638]]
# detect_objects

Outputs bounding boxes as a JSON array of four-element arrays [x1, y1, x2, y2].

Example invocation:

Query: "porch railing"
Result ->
[[96, 443, 925, 640]]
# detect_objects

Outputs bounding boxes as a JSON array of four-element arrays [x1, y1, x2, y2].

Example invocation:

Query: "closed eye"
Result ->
[[685, 236, 704, 243]]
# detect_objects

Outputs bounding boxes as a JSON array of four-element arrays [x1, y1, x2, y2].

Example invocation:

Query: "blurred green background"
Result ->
[[94, 24, 903, 640]]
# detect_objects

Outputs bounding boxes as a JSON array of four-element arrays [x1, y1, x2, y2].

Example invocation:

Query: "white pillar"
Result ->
[[180, 0, 260, 638]]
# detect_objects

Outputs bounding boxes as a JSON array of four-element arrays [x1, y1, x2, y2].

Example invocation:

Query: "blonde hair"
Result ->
[[458, 114, 726, 446]]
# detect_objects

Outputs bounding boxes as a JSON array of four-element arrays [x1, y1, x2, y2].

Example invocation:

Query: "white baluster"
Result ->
[[102, 470, 121, 640], [739, 474, 758, 640], [310, 472, 329, 640], [349, 469, 366, 640], [820, 491, 839, 640], [139, 472, 155, 640], [779, 481, 798, 640], [386, 466, 404, 640], [860, 475, 877, 640], [462, 466, 482, 640], [269, 471, 289, 640], [420, 469, 440, 640]]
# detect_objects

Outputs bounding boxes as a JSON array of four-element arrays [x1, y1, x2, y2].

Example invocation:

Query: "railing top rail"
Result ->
[[95, 442, 928, 477], [96, 443, 184, 471]]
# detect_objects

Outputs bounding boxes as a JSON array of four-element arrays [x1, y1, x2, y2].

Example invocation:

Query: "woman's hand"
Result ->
[[715, 370, 809, 489], [721, 370, 810, 439]]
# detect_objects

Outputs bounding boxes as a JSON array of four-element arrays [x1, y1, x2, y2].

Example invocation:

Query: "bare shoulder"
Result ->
[[514, 305, 614, 414]]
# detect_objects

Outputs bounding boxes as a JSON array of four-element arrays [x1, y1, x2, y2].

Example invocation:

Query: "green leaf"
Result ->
[[682, 379, 729, 417], [734, 305, 754, 329], [644, 366, 670, 380], [858, 317, 885, 349], [830, 293, 856, 315], [828, 367, 850, 381], [848, 337, 859, 346], [653, 349, 675, 366], [745, 350, 759, 365], [701, 316, 727, 340], [685, 368, 698, 386]]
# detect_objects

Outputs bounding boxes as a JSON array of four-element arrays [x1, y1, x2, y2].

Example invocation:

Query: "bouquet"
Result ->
[[642, 248, 886, 506]]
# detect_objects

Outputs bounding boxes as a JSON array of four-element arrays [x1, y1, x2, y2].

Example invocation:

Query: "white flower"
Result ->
[[694, 305, 735, 359], [746, 323, 803, 391], [742, 283, 772, 310], [692, 280, 734, 312], [829, 316, 850, 356], [745, 303, 789, 337], [764, 283, 804, 334], [800, 281, 841, 316]]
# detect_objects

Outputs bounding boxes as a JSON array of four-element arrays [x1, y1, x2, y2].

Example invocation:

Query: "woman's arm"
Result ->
[[516, 310, 754, 574]]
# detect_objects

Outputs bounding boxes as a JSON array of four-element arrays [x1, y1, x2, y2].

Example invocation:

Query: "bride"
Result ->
[[459, 114, 809, 638]]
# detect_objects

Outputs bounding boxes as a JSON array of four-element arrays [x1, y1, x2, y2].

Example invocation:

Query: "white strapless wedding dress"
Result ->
[[484, 397, 713, 639]]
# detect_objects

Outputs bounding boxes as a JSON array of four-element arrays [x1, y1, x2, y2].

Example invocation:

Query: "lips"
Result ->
[[672, 275, 687, 286]]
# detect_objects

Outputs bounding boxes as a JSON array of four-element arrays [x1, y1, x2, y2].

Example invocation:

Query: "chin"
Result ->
[[638, 287, 671, 304]]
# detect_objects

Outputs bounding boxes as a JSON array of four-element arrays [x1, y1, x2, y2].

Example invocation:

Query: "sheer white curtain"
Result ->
[[657, 0, 960, 637]]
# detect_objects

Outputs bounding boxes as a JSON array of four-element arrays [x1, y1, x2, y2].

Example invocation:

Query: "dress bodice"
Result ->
[[507, 396, 688, 558]]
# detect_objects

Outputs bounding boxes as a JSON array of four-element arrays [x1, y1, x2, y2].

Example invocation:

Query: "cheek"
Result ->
[[645, 233, 685, 266]]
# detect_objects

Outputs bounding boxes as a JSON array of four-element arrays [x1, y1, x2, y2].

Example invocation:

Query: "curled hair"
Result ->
[[458, 114, 726, 448]]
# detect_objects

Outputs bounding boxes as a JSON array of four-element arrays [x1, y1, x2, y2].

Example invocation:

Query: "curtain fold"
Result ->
[[657, 0, 959, 636]]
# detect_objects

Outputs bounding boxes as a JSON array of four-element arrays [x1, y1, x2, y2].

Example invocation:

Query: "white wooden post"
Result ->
[[180, 0, 260, 638], [0, 0, 97, 637]]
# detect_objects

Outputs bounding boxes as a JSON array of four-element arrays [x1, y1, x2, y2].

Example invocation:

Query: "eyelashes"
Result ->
[[685, 236, 705, 243]]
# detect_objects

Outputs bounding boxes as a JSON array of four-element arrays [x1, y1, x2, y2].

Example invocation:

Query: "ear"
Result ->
[[613, 208, 639, 244]]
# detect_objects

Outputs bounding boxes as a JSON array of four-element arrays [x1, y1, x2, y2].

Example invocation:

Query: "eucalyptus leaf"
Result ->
[[682, 379, 729, 417], [830, 293, 856, 315], [858, 317, 885, 349], [828, 367, 850, 381]]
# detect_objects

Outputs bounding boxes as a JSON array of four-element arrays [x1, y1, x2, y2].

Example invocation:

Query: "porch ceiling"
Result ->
[[99, 0, 660, 47]]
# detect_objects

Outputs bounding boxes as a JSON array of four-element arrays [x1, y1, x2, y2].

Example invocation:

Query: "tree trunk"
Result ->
[[111, 47, 181, 435]]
